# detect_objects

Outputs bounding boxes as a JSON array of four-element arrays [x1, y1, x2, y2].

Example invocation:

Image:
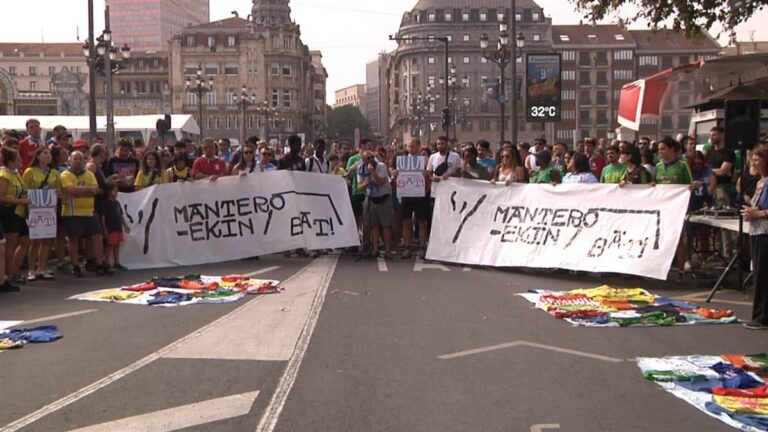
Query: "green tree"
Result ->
[[574, 0, 767, 39], [327, 105, 371, 143]]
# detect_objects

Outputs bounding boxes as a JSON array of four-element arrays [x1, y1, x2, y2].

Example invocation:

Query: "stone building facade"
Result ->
[[169, 0, 326, 143]]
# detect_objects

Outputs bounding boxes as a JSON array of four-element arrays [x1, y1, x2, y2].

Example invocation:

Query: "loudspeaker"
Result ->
[[725, 99, 760, 150]]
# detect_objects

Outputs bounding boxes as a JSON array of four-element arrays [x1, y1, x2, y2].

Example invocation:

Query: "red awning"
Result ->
[[618, 62, 703, 131]]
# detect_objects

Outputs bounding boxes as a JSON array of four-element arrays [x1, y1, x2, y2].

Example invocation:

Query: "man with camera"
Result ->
[[358, 150, 394, 259]]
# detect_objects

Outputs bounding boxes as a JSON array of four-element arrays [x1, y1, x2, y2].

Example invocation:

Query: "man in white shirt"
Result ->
[[306, 139, 331, 173], [357, 150, 394, 259], [427, 136, 461, 182]]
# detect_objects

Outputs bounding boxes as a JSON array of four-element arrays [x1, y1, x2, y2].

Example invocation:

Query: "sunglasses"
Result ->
[[243, 151, 254, 154]]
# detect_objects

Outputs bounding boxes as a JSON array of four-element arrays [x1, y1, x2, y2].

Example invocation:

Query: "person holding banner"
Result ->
[[741, 147, 768, 330], [193, 139, 228, 181], [23, 147, 59, 281], [459, 147, 492, 181], [231, 142, 258, 175], [427, 136, 461, 183], [134, 151, 164, 191], [491, 146, 527, 185], [528, 150, 561, 184], [0, 148, 31, 284], [395, 139, 429, 259]]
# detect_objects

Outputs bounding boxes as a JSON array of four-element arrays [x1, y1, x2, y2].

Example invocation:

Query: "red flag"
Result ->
[[618, 62, 703, 131]]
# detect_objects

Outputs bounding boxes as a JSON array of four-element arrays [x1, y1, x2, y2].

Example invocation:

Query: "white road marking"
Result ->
[[414, 258, 450, 272], [377, 257, 388, 272], [255, 255, 339, 432], [22, 309, 98, 326], [245, 266, 281, 277], [531, 424, 561, 432], [437, 340, 623, 363], [1, 263, 305, 432], [68, 390, 259, 432], [165, 257, 337, 361]]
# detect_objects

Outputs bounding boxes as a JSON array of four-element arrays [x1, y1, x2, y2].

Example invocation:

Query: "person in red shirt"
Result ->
[[18, 118, 43, 171], [192, 138, 228, 181], [585, 137, 606, 179]]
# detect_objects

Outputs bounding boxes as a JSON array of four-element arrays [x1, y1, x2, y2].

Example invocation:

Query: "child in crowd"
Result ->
[[102, 182, 130, 270]]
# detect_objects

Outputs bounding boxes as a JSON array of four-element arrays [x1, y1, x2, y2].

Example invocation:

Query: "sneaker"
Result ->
[[742, 321, 768, 330], [112, 263, 128, 271], [0, 280, 20, 292], [96, 265, 114, 276], [13, 274, 27, 285], [27, 273, 37, 282], [401, 249, 412, 259], [72, 266, 83, 278], [41, 271, 55, 280]]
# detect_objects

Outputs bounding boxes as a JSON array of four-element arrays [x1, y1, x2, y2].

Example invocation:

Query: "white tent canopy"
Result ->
[[0, 114, 199, 144]]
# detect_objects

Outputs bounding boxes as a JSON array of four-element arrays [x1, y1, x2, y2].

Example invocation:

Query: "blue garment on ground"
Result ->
[[711, 362, 765, 389], [0, 325, 63, 343], [148, 292, 192, 305], [705, 401, 768, 430], [654, 296, 697, 310]]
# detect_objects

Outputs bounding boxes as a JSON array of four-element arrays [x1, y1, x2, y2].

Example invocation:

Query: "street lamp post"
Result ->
[[255, 101, 276, 141], [186, 66, 214, 140], [481, 24, 524, 146], [87, 0, 96, 142], [439, 65, 469, 142], [234, 85, 256, 146], [82, 6, 130, 150]]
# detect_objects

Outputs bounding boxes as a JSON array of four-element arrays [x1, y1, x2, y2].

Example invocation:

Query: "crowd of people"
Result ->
[[0, 118, 765, 330]]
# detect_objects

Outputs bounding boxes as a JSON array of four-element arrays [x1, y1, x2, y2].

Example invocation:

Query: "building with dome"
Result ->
[[169, 0, 327, 143], [387, 0, 552, 145]]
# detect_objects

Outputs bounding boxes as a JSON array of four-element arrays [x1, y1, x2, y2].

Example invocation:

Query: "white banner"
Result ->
[[396, 156, 427, 198], [119, 171, 359, 269], [427, 180, 691, 280], [27, 189, 57, 240]]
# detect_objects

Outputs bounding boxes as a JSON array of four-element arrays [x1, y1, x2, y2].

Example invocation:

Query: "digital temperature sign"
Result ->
[[525, 53, 562, 122]]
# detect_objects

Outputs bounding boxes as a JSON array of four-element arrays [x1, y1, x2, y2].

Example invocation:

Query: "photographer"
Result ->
[[358, 150, 394, 259]]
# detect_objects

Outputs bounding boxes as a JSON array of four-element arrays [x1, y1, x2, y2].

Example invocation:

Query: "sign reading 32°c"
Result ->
[[526, 53, 562, 122]]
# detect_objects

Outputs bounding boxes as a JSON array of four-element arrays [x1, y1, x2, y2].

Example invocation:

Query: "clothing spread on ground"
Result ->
[[69, 274, 284, 307], [638, 354, 768, 431], [518, 285, 738, 327], [0, 325, 63, 351]]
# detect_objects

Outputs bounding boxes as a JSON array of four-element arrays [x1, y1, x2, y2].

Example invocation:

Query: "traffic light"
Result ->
[[441, 107, 451, 130]]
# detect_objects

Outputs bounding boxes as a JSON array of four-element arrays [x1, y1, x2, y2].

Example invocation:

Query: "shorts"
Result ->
[[351, 194, 365, 218], [0, 211, 29, 236], [63, 216, 102, 239], [400, 197, 430, 220], [106, 231, 124, 246], [363, 195, 394, 227]]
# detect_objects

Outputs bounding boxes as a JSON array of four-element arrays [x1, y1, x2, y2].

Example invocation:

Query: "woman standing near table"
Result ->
[[741, 147, 768, 330]]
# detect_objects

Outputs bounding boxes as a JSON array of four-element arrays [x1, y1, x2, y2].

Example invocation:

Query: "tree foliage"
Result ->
[[574, 0, 768, 40], [327, 105, 371, 143]]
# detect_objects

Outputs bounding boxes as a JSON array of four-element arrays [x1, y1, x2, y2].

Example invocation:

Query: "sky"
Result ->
[[1, 0, 768, 104]]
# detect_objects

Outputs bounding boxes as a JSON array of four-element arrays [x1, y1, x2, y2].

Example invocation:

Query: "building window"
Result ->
[[283, 89, 292, 108], [613, 69, 633, 80], [137, 59, 146, 69], [579, 90, 591, 105], [9, 67, 16, 76], [271, 37, 278, 49], [227, 36, 236, 47], [428, 34, 435, 42], [30, 81, 36, 91], [556, 129, 575, 140], [562, 110, 575, 120], [480, 11, 487, 21], [613, 50, 633, 60], [563, 70, 575, 80], [205, 91, 217, 106], [428, 56, 435, 64], [428, 75, 436, 87], [187, 92, 198, 106], [596, 71, 608, 86], [532, 11, 540, 20], [271, 63, 280, 76], [448, 56, 453, 64], [639, 55, 658, 66], [679, 94, 690, 106], [446, 35, 453, 42], [562, 51, 576, 61], [563, 90, 575, 100], [29, 66, 37, 76], [596, 51, 608, 66], [533, 34, 541, 41], [463, 56, 470, 64], [463, 34, 470, 42], [579, 71, 591, 86], [515, 12, 522, 21], [596, 110, 608, 125], [479, 120, 491, 131], [661, 115, 673, 130], [224, 64, 238, 75], [579, 52, 591, 67], [481, 56, 488, 63], [462, 12, 470, 21], [428, 12, 435, 22], [48, 66, 56, 76], [272, 89, 279, 107], [678, 114, 690, 130], [284, 36, 293, 50], [185, 35, 195, 47], [613, 89, 620, 100], [596, 91, 607, 105], [497, 12, 505, 21], [207, 36, 215, 47], [445, 12, 452, 21], [282, 65, 292, 76], [579, 110, 590, 123]]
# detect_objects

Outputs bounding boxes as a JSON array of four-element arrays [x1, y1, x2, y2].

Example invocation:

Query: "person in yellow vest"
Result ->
[[134, 150, 165, 190], [0, 147, 31, 285], [163, 153, 193, 183], [60, 151, 112, 277], [22, 147, 60, 280]]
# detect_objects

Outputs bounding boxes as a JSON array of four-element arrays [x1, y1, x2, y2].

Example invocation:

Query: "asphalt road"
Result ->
[[0, 254, 762, 432]]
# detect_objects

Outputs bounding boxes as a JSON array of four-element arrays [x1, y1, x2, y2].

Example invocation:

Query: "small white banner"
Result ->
[[396, 155, 427, 198], [27, 189, 57, 240], [119, 171, 359, 269], [427, 180, 691, 280]]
